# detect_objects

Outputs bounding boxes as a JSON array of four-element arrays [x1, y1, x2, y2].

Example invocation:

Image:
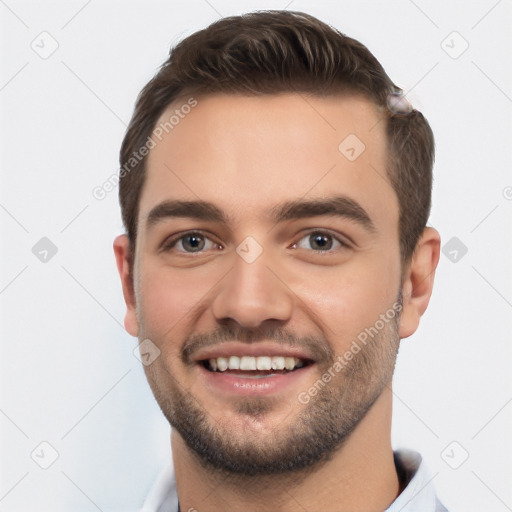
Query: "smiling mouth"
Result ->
[[200, 355, 313, 377]]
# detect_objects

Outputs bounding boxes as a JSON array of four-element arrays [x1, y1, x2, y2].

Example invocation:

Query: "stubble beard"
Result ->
[[143, 307, 401, 479]]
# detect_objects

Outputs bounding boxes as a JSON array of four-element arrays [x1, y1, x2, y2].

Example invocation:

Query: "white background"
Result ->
[[1, 0, 511, 510]]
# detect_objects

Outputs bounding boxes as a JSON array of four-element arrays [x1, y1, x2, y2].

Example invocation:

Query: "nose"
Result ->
[[211, 248, 294, 329]]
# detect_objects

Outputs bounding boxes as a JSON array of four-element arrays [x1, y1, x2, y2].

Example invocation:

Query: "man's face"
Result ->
[[126, 93, 403, 474]]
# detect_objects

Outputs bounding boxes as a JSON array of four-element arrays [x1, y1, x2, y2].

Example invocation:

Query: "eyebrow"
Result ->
[[270, 196, 375, 232], [145, 195, 376, 233]]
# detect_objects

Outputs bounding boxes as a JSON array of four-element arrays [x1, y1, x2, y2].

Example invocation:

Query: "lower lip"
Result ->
[[197, 363, 315, 396]]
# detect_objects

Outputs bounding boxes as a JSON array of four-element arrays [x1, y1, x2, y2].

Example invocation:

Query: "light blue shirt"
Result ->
[[141, 449, 448, 512]]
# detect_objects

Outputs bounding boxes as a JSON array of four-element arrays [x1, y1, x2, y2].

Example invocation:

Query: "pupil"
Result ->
[[311, 233, 332, 250], [184, 235, 204, 252]]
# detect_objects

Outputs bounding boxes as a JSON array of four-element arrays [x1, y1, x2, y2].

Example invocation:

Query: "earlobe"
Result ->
[[399, 227, 441, 339], [113, 234, 139, 337]]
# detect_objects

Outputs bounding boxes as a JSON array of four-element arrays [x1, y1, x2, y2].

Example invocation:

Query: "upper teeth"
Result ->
[[208, 356, 305, 372]]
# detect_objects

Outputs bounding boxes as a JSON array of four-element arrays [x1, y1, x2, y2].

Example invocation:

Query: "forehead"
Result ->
[[139, 93, 397, 231]]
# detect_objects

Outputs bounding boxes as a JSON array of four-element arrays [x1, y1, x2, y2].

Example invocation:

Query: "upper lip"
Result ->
[[193, 342, 316, 363]]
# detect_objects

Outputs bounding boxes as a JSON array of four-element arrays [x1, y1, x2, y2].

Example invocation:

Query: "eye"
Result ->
[[162, 231, 222, 253], [294, 230, 347, 252]]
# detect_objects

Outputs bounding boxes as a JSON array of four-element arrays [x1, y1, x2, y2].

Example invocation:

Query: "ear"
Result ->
[[399, 227, 441, 339], [113, 234, 139, 337]]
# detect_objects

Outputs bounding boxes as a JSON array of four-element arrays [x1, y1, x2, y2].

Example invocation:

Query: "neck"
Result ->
[[172, 386, 399, 512]]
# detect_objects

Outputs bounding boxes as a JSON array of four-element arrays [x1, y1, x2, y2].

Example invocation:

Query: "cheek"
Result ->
[[295, 255, 400, 348], [137, 263, 213, 341]]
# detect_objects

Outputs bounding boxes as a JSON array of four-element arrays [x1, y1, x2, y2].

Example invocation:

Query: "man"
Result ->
[[114, 10, 446, 512]]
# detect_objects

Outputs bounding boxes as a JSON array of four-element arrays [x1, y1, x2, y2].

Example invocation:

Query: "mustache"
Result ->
[[181, 325, 334, 365]]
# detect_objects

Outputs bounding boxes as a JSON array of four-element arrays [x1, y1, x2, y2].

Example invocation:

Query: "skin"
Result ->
[[114, 93, 440, 512]]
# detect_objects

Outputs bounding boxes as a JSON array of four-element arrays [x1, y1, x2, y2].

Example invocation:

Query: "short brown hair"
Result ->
[[119, 10, 434, 265]]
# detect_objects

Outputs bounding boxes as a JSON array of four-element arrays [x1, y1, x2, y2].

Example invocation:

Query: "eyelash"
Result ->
[[161, 229, 351, 254], [162, 230, 222, 254]]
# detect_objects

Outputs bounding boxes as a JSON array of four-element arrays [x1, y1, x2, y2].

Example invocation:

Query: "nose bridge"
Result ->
[[211, 245, 294, 328]]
